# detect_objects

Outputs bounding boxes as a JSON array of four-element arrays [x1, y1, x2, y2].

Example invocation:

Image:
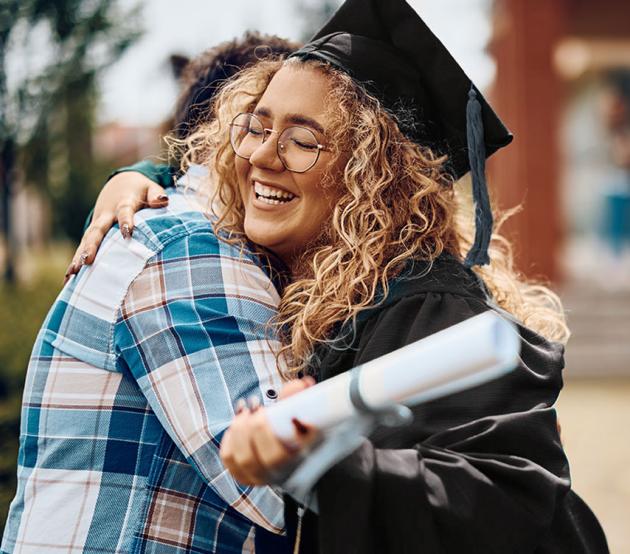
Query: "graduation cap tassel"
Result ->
[[464, 86, 492, 267]]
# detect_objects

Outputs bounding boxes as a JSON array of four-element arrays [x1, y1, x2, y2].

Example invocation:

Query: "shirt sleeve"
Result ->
[[108, 160, 177, 187], [83, 161, 177, 232], [113, 230, 285, 534]]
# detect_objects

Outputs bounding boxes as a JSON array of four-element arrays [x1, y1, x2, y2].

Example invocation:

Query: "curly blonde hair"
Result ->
[[177, 58, 569, 377]]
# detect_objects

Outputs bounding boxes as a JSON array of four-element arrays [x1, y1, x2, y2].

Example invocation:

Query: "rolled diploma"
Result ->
[[266, 310, 521, 443]]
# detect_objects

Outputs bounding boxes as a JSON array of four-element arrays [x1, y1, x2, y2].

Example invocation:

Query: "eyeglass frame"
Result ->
[[229, 112, 329, 174]]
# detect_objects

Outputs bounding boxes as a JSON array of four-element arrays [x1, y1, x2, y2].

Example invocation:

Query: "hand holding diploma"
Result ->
[[219, 377, 320, 486], [220, 311, 520, 492]]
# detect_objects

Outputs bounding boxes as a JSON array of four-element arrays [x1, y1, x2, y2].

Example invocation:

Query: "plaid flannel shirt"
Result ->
[[1, 183, 290, 554]]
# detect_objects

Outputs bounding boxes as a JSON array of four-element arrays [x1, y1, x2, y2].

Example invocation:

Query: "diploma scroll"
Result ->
[[266, 310, 520, 444]]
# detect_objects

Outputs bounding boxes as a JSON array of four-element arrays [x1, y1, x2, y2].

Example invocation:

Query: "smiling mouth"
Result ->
[[253, 181, 297, 205]]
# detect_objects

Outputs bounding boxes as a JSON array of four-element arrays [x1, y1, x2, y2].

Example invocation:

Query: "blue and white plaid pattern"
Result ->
[[1, 185, 290, 553]]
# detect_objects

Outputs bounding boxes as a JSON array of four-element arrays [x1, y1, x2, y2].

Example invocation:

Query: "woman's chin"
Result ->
[[245, 226, 286, 253]]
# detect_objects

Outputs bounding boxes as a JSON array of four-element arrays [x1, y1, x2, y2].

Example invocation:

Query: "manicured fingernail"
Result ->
[[63, 263, 73, 283], [121, 223, 131, 239], [79, 252, 88, 265], [234, 398, 247, 414], [158, 195, 168, 201], [292, 418, 308, 435], [247, 395, 261, 412]]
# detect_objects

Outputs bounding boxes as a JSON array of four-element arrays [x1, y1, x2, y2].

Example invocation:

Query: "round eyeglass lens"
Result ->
[[277, 126, 320, 172], [230, 113, 264, 159]]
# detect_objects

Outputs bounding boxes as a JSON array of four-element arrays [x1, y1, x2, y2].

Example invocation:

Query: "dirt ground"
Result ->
[[556, 378, 630, 554]]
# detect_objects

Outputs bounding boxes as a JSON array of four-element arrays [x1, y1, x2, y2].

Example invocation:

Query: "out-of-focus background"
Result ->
[[0, 0, 628, 550]]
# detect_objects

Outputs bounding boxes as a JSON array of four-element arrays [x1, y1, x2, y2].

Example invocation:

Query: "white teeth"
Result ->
[[258, 196, 281, 205], [253, 181, 296, 201]]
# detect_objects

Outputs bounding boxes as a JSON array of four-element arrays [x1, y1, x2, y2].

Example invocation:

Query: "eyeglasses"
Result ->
[[229, 112, 327, 173]]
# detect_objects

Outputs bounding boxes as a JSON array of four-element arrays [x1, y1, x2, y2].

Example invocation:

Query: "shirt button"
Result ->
[[265, 388, 278, 400]]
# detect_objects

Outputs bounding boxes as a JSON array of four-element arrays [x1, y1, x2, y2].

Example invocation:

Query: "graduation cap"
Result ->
[[289, 0, 513, 267]]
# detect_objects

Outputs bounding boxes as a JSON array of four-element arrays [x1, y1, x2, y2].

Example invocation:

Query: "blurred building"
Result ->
[[489, 0, 630, 377], [489, 5, 630, 550]]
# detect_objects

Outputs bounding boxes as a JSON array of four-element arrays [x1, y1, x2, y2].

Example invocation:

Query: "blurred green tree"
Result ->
[[0, 0, 143, 532], [0, 266, 63, 530], [0, 0, 142, 282]]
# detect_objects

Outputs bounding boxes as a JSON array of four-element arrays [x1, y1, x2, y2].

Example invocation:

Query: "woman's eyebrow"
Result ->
[[253, 107, 326, 135], [254, 106, 272, 119], [285, 113, 325, 135]]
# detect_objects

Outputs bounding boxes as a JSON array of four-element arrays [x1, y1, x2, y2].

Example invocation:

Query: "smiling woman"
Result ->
[[180, 56, 459, 374], [174, 10, 604, 548], [233, 64, 344, 265]]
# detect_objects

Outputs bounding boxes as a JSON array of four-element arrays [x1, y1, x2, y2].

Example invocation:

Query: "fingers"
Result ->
[[115, 185, 168, 238], [65, 213, 116, 281], [251, 414, 297, 471], [146, 182, 169, 208], [278, 375, 316, 400], [115, 202, 138, 239], [63, 187, 170, 285], [221, 410, 268, 485], [64, 247, 91, 282], [64, 172, 168, 285], [220, 409, 300, 486], [82, 213, 116, 261]]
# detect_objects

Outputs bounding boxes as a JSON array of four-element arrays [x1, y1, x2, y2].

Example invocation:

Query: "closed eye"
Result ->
[[292, 138, 319, 151]]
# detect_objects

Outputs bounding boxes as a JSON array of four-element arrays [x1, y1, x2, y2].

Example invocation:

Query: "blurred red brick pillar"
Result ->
[[488, 0, 570, 283]]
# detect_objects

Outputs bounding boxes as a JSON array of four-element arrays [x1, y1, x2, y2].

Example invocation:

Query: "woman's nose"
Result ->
[[248, 133, 285, 172]]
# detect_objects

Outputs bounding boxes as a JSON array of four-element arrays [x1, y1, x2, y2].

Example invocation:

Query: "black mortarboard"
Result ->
[[289, 0, 513, 266]]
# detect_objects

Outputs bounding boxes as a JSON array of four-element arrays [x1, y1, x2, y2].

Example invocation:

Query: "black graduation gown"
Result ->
[[284, 255, 608, 554]]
